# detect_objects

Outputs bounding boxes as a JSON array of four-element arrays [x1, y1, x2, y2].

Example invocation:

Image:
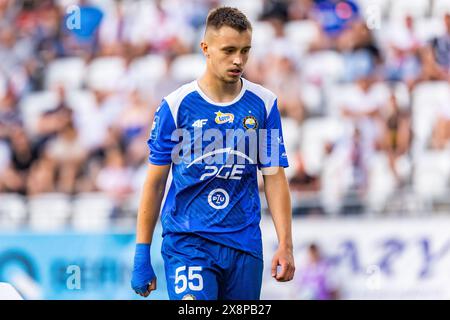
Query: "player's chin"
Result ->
[[223, 73, 241, 83]]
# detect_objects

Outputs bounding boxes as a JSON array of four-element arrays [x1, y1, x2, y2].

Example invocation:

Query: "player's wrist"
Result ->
[[278, 242, 293, 252], [134, 243, 152, 265], [131, 243, 156, 294]]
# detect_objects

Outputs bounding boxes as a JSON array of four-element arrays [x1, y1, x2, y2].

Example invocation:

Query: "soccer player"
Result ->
[[131, 6, 295, 300]]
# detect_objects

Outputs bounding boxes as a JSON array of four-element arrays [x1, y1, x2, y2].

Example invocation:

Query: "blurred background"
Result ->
[[0, 0, 450, 299]]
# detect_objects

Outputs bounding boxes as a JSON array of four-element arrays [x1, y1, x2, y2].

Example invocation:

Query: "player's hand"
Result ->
[[271, 246, 295, 282], [135, 278, 157, 298], [131, 243, 157, 297]]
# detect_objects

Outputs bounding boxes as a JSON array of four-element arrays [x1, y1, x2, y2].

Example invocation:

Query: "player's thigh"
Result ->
[[162, 252, 220, 300], [162, 235, 222, 300], [220, 253, 263, 300]]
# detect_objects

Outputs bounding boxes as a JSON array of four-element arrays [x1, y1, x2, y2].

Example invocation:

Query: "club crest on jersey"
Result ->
[[243, 115, 258, 130], [214, 111, 234, 124]]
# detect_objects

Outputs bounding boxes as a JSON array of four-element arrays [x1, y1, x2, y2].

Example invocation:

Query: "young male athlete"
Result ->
[[131, 6, 295, 300]]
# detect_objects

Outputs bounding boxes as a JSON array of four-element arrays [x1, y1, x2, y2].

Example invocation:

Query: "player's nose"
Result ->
[[233, 55, 243, 67]]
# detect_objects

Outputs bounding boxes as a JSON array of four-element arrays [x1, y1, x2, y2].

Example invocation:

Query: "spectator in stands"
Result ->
[[0, 0, 448, 218], [377, 91, 412, 184], [431, 104, 450, 150], [289, 152, 321, 192], [296, 243, 339, 300], [430, 13, 450, 73], [288, 0, 315, 21], [95, 147, 133, 216], [0, 83, 21, 139], [340, 70, 387, 162], [384, 15, 422, 87], [262, 51, 306, 124], [309, 0, 360, 51], [414, 46, 449, 85], [45, 121, 87, 194], [26, 153, 55, 195], [2, 127, 39, 194]]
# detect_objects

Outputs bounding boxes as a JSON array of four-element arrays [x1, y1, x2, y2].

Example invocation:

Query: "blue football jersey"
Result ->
[[148, 78, 288, 258]]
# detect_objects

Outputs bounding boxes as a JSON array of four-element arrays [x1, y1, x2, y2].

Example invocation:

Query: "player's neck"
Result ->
[[197, 73, 242, 104]]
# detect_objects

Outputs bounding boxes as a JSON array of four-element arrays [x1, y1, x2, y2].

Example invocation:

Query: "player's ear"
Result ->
[[200, 41, 209, 58]]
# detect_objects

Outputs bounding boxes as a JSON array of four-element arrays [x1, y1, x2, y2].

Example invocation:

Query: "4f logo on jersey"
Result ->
[[214, 111, 234, 124], [192, 119, 208, 128]]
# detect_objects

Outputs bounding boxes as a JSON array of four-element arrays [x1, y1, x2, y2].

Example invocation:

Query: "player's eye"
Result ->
[[223, 48, 235, 55], [241, 48, 250, 54]]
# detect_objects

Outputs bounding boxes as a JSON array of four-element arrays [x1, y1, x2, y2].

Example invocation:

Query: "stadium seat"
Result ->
[[432, 0, 450, 18], [86, 56, 127, 91], [127, 54, 168, 90], [71, 193, 114, 231], [28, 193, 71, 231], [250, 21, 276, 57], [301, 51, 345, 86], [393, 82, 411, 109], [170, 54, 206, 83], [413, 150, 450, 203], [0, 194, 27, 229], [284, 20, 320, 56], [414, 17, 447, 43], [301, 83, 323, 115], [389, 0, 431, 20], [65, 89, 97, 114], [19, 91, 60, 136], [280, 117, 301, 180], [411, 81, 450, 154], [366, 152, 397, 212], [320, 141, 354, 215], [355, 0, 391, 20], [44, 57, 86, 91], [300, 117, 349, 176], [221, 0, 263, 22]]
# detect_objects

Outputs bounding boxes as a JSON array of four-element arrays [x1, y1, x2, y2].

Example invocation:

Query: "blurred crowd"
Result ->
[[0, 0, 450, 217]]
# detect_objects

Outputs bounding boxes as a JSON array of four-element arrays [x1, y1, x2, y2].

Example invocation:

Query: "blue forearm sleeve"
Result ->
[[131, 243, 156, 294]]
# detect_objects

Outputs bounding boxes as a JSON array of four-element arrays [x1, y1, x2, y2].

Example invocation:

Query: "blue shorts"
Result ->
[[161, 233, 263, 300]]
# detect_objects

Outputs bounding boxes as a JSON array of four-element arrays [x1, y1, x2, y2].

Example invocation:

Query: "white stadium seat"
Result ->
[[284, 20, 320, 56], [389, 0, 431, 20], [0, 194, 27, 229], [411, 81, 450, 154], [366, 152, 397, 212], [127, 54, 168, 90], [355, 0, 391, 19], [45, 57, 86, 91], [65, 89, 98, 114], [71, 192, 114, 231], [28, 193, 71, 231], [301, 83, 323, 114], [301, 51, 345, 86], [432, 0, 450, 18], [19, 90, 60, 135], [414, 17, 447, 42], [221, 0, 264, 22], [300, 117, 349, 176], [170, 54, 206, 83], [86, 56, 127, 91], [413, 150, 450, 201], [250, 21, 276, 57]]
